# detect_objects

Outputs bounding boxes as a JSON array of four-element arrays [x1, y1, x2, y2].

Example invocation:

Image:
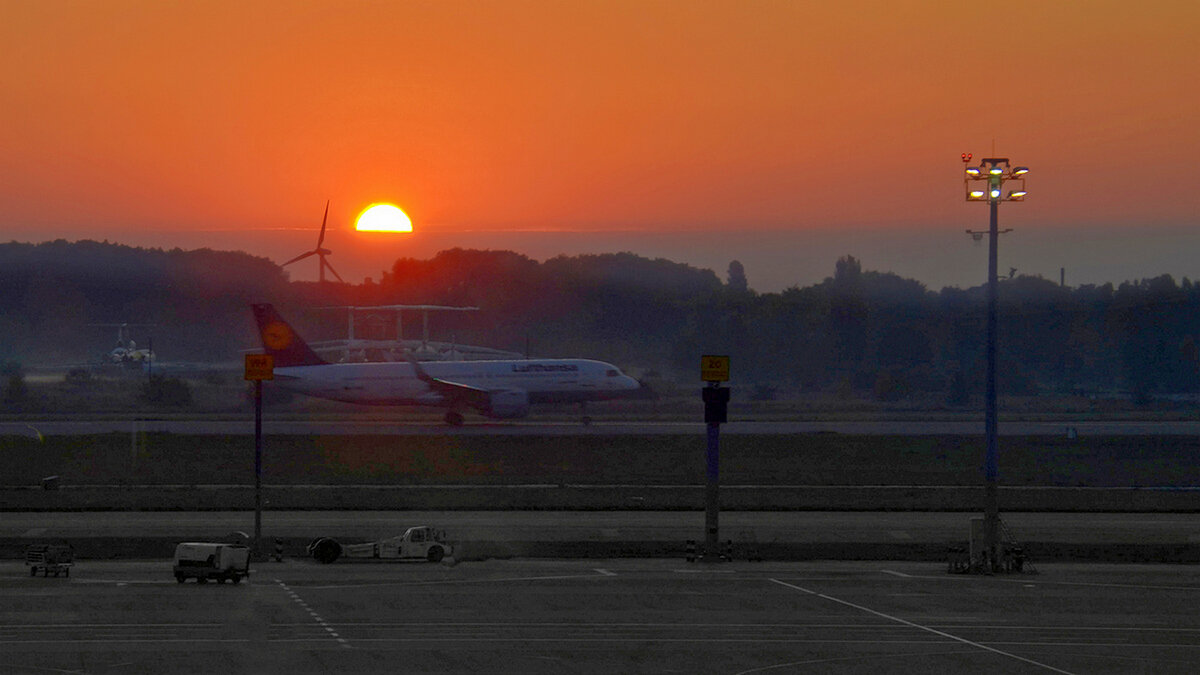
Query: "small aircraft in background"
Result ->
[[250, 303, 644, 425], [90, 323, 155, 368]]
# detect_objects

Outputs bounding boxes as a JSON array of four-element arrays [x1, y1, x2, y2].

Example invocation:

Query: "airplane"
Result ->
[[89, 323, 155, 369], [250, 303, 645, 425]]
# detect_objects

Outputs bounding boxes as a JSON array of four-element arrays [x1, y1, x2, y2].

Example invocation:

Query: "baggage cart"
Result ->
[[26, 544, 74, 578]]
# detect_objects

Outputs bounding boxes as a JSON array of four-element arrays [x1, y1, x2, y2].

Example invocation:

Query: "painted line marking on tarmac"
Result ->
[[306, 571, 614, 590], [265, 637, 1200, 648], [594, 568, 617, 576], [732, 650, 983, 675], [1001, 578, 1200, 592], [768, 578, 1079, 675], [0, 623, 220, 629], [895, 572, 1200, 593], [881, 570, 912, 578], [0, 639, 257, 645], [275, 579, 350, 649]]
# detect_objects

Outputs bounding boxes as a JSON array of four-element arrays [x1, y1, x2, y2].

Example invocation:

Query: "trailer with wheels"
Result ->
[[172, 542, 251, 584], [308, 526, 452, 564], [26, 544, 74, 578]]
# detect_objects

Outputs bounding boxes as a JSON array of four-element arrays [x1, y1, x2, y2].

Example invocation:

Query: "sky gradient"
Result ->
[[3, 1, 1197, 290]]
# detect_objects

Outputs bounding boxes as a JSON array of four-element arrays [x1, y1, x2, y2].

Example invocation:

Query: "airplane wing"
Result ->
[[405, 355, 494, 411]]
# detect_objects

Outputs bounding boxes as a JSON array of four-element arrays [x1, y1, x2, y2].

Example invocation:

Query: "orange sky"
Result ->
[[2, 1, 1197, 288]]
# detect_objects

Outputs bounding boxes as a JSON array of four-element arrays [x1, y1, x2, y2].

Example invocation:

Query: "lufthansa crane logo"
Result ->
[[262, 322, 292, 350]]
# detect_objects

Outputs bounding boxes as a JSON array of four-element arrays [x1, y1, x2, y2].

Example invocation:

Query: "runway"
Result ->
[[6, 418, 1200, 436], [2, 559, 1198, 674]]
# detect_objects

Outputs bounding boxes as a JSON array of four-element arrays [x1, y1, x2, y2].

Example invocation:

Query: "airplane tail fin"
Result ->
[[250, 303, 328, 367]]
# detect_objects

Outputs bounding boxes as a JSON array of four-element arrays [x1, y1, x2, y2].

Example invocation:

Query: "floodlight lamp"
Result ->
[[968, 190, 987, 200], [990, 188, 1001, 199], [965, 167, 982, 177], [1011, 166, 1029, 177], [988, 166, 1005, 176], [1007, 190, 1027, 200]]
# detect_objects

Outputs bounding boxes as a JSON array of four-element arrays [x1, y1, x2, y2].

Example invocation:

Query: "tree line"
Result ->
[[1, 240, 1197, 402]]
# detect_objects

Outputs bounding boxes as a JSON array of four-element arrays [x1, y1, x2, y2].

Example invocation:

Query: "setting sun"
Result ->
[[355, 204, 412, 232]]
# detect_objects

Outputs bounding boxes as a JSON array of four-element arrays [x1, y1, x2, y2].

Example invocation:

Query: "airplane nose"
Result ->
[[631, 377, 656, 399]]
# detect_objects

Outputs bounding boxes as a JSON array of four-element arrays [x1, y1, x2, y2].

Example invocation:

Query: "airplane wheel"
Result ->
[[427, 546, 444, 563], [445, 411, 464, 426], [197, 577, 207, 584], [176, 574, 186, 583]]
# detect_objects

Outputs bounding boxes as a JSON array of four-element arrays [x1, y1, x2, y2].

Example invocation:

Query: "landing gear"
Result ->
[[444, 411, 464, 426]]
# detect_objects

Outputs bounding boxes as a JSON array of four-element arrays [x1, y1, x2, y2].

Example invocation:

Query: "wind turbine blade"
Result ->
[[323, 258, 345, 283], [282, 250, 317, 266], [317, 199, 330, 247]]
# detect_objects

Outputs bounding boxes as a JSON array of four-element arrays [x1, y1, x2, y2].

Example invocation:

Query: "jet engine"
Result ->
[[485, 389, 530, 419]]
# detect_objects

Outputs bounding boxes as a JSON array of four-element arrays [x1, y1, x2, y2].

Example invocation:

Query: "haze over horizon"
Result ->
[[3, 1, 1196, 292]]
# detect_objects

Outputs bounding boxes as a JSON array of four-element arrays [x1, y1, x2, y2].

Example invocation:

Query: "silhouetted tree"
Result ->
[[828, 255, 868, 371], [727, 260, 748, 292]]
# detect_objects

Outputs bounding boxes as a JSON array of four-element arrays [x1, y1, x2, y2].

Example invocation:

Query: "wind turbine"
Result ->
[[283, 200, 344, 283]]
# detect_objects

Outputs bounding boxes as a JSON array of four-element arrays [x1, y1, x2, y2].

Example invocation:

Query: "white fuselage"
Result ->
[[275, 358, 640, 408]]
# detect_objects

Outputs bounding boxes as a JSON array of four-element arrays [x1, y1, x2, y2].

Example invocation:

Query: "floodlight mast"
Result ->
[[963, 154, 1028, 572]]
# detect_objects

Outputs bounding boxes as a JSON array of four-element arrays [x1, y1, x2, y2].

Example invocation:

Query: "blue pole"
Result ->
[[705, 422, 720, 560], [254, 380, 263, 560]]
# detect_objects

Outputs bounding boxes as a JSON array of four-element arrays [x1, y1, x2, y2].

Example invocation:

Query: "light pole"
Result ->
[[962, 153, 1028, 571]]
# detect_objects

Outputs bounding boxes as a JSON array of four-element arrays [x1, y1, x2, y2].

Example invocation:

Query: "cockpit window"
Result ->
[[606, 369, 619, 377]]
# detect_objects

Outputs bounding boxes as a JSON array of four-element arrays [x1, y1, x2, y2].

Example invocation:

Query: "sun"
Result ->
[[355, 203, 412, 232]]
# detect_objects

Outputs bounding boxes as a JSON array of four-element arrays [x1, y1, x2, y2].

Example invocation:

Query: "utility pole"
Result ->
[[962, 153, 1028, 571]]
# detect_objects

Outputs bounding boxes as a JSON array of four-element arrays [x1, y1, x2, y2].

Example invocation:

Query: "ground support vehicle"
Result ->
[[308, 526, 452, 564], [26, 544, 73, 577], [172, 542, 250, 584]]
